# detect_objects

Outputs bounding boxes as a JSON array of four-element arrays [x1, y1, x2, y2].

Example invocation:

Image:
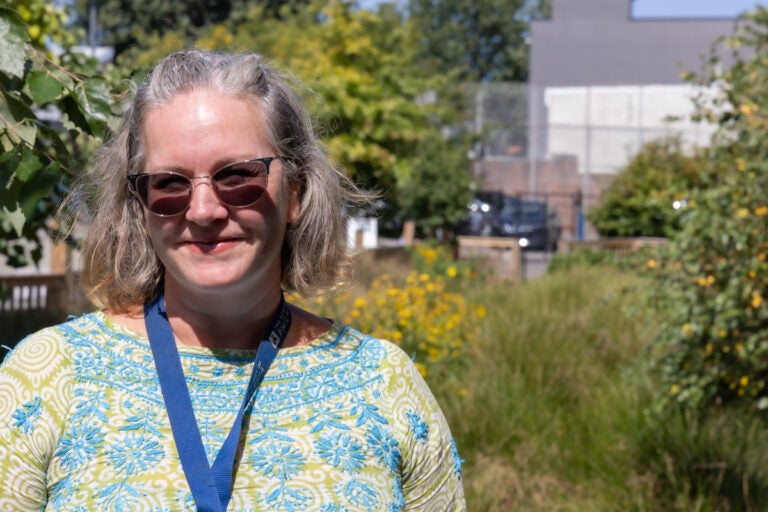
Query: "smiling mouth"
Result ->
[[185, 239, 240, 254]]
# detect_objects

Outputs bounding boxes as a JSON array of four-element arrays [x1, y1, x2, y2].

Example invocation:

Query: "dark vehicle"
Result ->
[[494, 198, 561, 251], [459, 191, 506, 237], [458, 194, 562, 251]]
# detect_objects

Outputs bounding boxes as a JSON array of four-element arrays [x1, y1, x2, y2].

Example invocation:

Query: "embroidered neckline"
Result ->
[[93, 310, 344, 356]]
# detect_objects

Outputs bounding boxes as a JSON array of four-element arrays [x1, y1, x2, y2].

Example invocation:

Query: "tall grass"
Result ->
[[430, 266, 657, 510], [422, 260, 768, 511]]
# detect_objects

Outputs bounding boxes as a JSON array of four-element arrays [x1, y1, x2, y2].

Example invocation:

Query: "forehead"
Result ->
[[140, 89, 275, 168]]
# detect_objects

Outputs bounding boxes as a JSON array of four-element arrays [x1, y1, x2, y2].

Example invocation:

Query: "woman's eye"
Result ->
[[152, 174, 189, 192]]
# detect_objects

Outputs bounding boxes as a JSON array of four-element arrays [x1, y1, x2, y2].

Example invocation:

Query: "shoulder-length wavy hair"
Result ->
[[64, 49, 365, 310]]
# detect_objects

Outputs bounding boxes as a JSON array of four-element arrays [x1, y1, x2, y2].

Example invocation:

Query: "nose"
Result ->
[[185, 178, 228, 224]]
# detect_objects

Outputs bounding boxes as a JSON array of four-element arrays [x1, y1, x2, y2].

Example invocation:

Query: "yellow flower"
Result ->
[[749, 270, 757, 279], [739, 104, 755, 117], [647, 259, 657, 269], [740, 376, 749, 387], [683, 323, 692, 336], [756, 206, 768, 217], [737, 208, 749, 218], [736, 157, 747, 171], [752, 292, 763, 309], [446, 266, 458, 278], [670, 384, 680, 395], [414, 362, 427, 377]]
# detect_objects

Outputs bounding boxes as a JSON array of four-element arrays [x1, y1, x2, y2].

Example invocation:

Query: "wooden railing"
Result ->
[[0, 275, 70, 314]]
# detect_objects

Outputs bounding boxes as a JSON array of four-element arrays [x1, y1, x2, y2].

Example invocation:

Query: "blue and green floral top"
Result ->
[[0, 312, 465, 511]]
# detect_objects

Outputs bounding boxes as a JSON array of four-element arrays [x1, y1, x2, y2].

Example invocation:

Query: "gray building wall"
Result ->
[[528, 0, 739, 164], [530, 0, 737, 87]]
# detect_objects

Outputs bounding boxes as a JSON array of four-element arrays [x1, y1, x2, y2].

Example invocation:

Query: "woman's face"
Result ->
[[139, 88, 299, 299]]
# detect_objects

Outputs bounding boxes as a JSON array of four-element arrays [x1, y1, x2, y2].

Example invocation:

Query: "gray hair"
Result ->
[[66, 49, 365, 310]]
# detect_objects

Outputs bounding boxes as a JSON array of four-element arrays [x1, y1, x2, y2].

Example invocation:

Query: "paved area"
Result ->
[[520, 251, 554, 281]]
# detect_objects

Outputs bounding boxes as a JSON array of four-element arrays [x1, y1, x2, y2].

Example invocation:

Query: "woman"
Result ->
[[0, 49, 465, 511]]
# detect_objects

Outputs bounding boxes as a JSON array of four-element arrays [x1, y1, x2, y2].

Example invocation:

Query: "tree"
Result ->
[[649, 7, 768, 418], [0, 5, 117, 266], [587, 136, 706, 238], [70, 0, 310, 60], [72, 0, 477, 237], [407, 0, 550, 82], [222, 0, 473, 234], [397, 132, 472, 236]]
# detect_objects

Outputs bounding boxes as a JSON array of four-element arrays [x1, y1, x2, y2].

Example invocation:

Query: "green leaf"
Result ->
[[60, 94, 90, 134], [0, 8, 30, 79], [0, 145, 21, 189], [72, 80, 111, 138], [0, 89, 38, 146], [13, 150, 43, 183], [19, 169, 60, 218], [0, 204, 25, 237], [27, 70, 65, 104]]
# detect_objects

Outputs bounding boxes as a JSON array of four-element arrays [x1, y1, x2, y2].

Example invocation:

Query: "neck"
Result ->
[[161, 283, 284, 350]]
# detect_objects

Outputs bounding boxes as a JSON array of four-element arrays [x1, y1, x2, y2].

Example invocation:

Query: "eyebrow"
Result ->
[[144, 157, 255, 175]]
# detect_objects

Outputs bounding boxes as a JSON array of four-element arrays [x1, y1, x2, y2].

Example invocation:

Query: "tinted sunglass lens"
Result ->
[[137, 173, 192, 216], [213, 161, 268, 207]]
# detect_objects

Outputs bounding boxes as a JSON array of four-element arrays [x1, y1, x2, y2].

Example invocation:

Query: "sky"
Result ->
[[631, 0, 767, 18], [357, 1, 768, 18]]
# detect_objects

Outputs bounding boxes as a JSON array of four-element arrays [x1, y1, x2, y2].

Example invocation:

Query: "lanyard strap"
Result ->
[[145, 293, 291, 511]]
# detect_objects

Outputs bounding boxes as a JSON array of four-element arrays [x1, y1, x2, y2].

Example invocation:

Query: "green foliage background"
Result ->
[[588, 136, 706, 238], [647, 7, 768, 419], [0, 3, 118, 267], [4, 0, 538, 255]]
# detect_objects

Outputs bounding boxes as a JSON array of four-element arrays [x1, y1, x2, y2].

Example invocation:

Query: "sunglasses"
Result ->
[[127, 157, 278, 216]]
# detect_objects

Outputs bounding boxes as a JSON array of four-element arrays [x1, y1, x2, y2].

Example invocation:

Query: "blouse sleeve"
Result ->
[[384, 343, 466, 511], [0, 328, 72, 509]]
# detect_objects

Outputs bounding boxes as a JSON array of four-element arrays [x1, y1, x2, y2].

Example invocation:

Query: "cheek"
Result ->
[[144, 217, 172, 250]]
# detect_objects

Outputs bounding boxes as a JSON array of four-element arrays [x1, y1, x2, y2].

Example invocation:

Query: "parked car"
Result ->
[[457, 194, 562, 251]]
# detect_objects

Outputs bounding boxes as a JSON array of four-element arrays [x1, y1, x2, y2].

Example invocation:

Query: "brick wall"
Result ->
[[476, 156, 615, 239]]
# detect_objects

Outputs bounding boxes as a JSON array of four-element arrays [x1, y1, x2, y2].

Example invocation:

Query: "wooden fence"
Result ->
[[456, 236, 522, 282], [0, 275, 71, 314]]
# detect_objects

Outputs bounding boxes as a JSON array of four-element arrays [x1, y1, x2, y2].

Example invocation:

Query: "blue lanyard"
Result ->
[[144, 293, 291, 511]]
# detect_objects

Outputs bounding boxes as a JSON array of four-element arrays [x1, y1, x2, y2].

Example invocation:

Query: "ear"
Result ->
[[286, 179, 301, 224]]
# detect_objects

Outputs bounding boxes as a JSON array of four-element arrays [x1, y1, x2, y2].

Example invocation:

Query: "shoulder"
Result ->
[[5, 314, 90, 363], [3, 312, 129, 370], [279, 324, 420, 387], [329, 325, 415, 367]]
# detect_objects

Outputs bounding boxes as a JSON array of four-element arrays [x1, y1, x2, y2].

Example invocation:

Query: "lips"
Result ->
[[183, 238, 242, 254]]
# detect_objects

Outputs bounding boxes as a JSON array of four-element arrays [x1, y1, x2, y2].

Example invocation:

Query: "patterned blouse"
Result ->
[[0, 312, 465, 511]]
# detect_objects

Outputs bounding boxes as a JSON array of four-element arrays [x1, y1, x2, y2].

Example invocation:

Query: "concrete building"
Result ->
[[477, 0, 744, 238]]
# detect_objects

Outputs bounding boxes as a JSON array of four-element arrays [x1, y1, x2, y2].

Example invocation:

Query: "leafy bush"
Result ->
[[648, 7, 768, 418], [587, 136, 705, 238], [0, 6, 118, 266], [287, 244, 486, 378]]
